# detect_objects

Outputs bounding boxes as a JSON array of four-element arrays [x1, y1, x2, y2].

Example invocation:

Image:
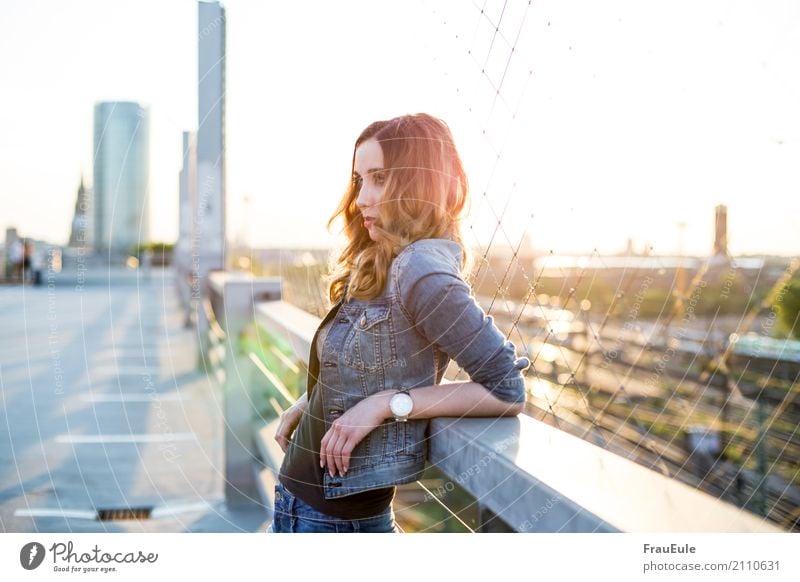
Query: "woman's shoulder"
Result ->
[[395, 238, 463, 274], [393, 238, 468, 305]]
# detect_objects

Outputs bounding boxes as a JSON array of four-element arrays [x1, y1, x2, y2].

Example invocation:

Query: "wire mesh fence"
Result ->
[[238, 1, 800, 531]]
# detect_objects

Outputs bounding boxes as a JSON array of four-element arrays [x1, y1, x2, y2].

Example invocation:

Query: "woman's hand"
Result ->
[[274, 393, 308, 453], [319, 392, 391, 477]]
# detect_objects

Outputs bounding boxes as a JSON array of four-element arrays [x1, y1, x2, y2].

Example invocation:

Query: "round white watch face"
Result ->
[[391, 393, 413, 417]]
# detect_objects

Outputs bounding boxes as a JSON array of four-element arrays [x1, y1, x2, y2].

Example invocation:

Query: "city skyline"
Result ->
[[1, 0, 798, 257]]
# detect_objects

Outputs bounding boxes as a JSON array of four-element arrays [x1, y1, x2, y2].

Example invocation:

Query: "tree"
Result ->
[[774, 279, 800, 339]]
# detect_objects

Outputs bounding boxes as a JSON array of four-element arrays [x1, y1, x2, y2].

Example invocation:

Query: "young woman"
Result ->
[[268, 113, 530, 533]]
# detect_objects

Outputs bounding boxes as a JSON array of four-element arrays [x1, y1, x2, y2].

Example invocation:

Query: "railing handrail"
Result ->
[[251, 297, 784, 533]]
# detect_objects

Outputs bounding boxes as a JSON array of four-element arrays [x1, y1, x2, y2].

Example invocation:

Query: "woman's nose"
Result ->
[[356, 187, 374, 211]]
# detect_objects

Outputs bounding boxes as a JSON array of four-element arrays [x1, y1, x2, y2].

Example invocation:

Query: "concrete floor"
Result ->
[[0, 267, 269, 533]]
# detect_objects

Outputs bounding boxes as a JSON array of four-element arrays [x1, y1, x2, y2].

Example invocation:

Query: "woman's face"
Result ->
[[353, 138, 387, 242]]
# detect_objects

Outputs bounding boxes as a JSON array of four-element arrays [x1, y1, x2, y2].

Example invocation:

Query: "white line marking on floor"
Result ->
[[103, 344, 160, 350], [56, 433, 197, 444], [91, 367, 161, 375], [14, 508, 97, 520], [16, 500, 217, 521], [150, 501, 214, 518], [95, 349, 162, 357], [80, 393, 190, 402]]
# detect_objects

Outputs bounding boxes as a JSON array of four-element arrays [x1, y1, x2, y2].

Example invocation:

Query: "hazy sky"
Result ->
[[1, 0, 798, 256]]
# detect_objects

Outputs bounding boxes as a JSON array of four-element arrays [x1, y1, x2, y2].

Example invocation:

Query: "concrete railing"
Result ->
[[204, 274, 785, 533], [205, 271, 282, 507]]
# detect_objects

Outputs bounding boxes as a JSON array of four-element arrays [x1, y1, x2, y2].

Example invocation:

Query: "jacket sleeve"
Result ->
[[396, 248, 530, 404]]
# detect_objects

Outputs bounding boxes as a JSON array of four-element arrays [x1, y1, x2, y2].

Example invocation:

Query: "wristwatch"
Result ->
[[389, 388, 414, 422]]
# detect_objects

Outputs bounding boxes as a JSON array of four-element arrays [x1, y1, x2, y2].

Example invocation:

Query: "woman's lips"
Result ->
[[363, 217, 375, 226]]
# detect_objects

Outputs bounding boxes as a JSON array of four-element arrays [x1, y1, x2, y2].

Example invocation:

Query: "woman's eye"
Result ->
[[374, 172, 385, 185]]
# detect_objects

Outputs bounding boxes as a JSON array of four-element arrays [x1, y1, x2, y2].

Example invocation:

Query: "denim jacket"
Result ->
[[306, 238, 531, 499]]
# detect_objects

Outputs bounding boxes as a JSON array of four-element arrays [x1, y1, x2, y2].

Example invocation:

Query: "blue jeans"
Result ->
[[266, 481, 400, 533]]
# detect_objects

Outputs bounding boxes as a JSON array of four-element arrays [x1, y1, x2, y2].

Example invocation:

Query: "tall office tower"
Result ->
[[713, 204, 729, 257], [520, 230, 536, 262], [196, 1, 226, 270], [92, 101, 150, 256], [196, 1, 245, 505], [175, 131, 197, 317], [178, 131, 197, 256], [68, 174, 93, 248]]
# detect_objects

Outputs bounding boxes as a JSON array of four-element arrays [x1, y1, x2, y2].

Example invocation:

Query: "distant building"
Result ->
[[520, 231, 536, 261], [196, 0, 226, 268], [92, 101, 150, 255], [68, 174, 93, 248], [174, 131, 197, 316], [624, 237, 635, 256], [177, 131, 197, 257], [4, 227, 19, 279], [186, 1, 227, 358], [713, 204, 729, 258]]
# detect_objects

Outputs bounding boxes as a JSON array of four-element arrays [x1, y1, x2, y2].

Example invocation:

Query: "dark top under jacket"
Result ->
[[278, 305, 396, 519]]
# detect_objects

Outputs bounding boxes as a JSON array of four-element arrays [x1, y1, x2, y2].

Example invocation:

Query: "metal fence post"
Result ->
[[206, 271, 282, 507]]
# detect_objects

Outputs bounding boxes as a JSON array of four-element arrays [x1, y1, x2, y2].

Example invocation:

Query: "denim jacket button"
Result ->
[[360, 315, 367, 327]]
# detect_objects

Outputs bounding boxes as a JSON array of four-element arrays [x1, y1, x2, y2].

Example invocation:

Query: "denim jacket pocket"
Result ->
[[383, 419, 407, 457], [342, 304, 399, 373]]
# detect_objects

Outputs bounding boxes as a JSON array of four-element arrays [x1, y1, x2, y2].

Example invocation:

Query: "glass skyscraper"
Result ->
[[92, 101, 150, 255]]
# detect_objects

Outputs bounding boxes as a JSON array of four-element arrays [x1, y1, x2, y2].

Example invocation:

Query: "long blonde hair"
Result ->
[[326, 113, 471, 303]]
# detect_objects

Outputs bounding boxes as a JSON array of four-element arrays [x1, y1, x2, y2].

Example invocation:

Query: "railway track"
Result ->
[[491, 309, 800, 531]]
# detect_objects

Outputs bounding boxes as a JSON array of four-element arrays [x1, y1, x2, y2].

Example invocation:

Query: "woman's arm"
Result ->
[[274, 391, 308, 453], [320, 243, 530, 477], [396, 244, 531, 405], [367, 381, 525, 421], [319, 382, 523, 477]]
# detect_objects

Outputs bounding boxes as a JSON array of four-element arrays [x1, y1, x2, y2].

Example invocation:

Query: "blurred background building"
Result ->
[[92, 101, 151, 257], [68, 174, 92, 249]]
